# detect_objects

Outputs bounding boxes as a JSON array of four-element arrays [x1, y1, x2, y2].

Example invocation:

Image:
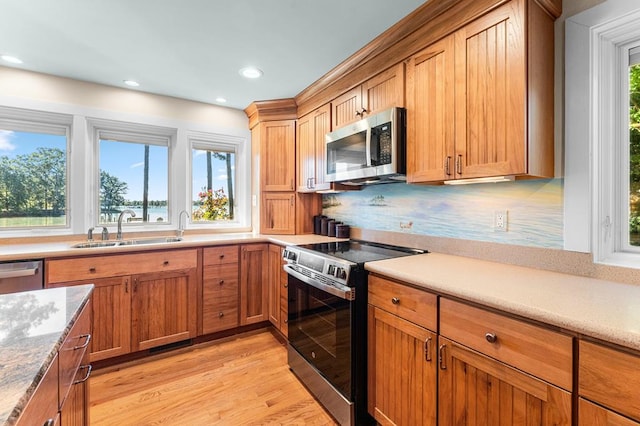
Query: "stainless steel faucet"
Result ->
[[87, 227, 95, 241], [116, 209, 136, 240], [177, 210, 189, 237]]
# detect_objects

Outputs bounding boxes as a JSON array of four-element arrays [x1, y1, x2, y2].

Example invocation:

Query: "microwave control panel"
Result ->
[[372, 122, 392, 165]]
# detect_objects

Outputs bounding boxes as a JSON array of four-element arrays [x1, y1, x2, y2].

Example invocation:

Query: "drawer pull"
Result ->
[[44, 419, 55, 426], [219, 312, 224, 318], [438, 344, 447, 370], [163, 260, 169, 266], [485, 332, 498, 344], [219, 254, 225, 259], [74, 364, 92, 384], [89, 267, 96, 273], [73, 333, 91, 350], [284, 284, 288, 288], [391, 297, 400, 305], [424, 337, 432, 362]]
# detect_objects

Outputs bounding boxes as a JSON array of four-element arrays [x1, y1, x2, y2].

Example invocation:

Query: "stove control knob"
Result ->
[[327, 265, 336, 275], [287, 251, 297, 261], [335, 267, 347, 280]]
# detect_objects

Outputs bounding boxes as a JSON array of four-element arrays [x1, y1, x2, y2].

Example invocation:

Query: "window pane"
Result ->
[[0, 129, 67, 228], [192, 148, 235, 221], [99, 139, 168, 224], [629, 63, 640, 246]]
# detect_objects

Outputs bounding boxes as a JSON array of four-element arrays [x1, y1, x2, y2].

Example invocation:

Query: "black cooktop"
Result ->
[[297, 239, 426, 265]]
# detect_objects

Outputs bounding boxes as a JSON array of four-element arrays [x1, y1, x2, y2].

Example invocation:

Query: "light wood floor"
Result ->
[[90, 330, 338, 425]]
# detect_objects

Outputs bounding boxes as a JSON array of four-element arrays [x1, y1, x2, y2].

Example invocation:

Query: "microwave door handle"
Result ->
[[365, 127, 372, 167]]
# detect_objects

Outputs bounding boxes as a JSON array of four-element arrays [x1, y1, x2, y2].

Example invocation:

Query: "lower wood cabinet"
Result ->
[[579, 398, 640, 426], [240, 244, 269, 325], [367, 275, 438, 426], [46, 249, 198, 360], [438, 336, 571, 425], [267, 244, 288, 336], [579, 340, 640, 423], [202, 245, 240, 334]]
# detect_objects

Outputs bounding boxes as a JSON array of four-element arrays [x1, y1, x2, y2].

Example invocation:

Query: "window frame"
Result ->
[[565, 1, 640, 268], [187, 131, 250, 231], [0, 106, 72, 233], [88, 118, 176, 231]]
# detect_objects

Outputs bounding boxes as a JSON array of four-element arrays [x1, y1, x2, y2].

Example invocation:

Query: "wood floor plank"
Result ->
[[90, 330, 338, 425]]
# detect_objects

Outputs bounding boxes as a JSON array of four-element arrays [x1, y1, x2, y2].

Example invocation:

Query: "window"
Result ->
[[0, 109, 71, 229], [92, 121, 173, 227], [192, 146, 236, 222], [565, 2, 640, 267]]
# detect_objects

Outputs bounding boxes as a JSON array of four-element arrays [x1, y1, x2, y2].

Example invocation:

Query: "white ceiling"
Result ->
[[0, 1, 426, 111]]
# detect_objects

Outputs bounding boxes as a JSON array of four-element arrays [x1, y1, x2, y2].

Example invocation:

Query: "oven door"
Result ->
[[287, 272, 353, 400]]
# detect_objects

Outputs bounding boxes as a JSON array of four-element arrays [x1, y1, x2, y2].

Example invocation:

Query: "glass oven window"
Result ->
[[326, 130, 367, 174]]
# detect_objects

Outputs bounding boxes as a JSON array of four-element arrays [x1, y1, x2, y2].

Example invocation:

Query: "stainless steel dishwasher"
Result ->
[[0, 260, 44, 294]]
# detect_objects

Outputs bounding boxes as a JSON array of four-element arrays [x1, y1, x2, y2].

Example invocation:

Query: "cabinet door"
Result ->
[[368, 305, 436, 426], [240, 244, 269, 325], [332, 86, 363, 128], [48, 276, 131, 362], [362, 62, 406, 115], [261, 120, 296, 192], [406, 35, 455, 183], [296, 112, 315, 192], [267, 244, 282, 329], [454, 1, 526, 179], [438, 337, 571, 426], [579, 398, 640, 426], [131, 269, 198, 351], [261, 192, 296, 234], [60, 348, 91, 426]]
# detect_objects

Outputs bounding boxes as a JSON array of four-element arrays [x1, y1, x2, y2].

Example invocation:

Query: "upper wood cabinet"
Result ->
[[297, 104, 331, 192], [260, 120, 296, 192], [332, 63, 405, 129], [406, 0, 555, 183], [261, 192, 296, 234]]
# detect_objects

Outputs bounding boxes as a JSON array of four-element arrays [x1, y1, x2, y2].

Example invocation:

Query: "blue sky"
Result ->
[[0, 129, 233, 202]]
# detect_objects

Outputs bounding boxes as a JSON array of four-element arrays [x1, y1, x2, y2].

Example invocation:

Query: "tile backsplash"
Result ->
[[322, 178, 563, 248]]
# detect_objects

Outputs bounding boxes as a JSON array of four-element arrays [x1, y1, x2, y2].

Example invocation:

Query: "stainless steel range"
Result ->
[[283, 240, 425, 425]]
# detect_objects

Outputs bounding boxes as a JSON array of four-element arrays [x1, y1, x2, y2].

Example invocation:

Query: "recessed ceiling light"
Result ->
[[239, 67, 263, 79], [123, 80, 140, 87], [215, 97, 227, 103], [1, 55, 23, 64]]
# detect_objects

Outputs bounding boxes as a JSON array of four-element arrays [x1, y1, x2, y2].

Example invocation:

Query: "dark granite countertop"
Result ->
[[0, 285, 93, 426]]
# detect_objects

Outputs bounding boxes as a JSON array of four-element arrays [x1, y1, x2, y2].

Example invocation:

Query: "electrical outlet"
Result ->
[[494, 210, 508, 232]]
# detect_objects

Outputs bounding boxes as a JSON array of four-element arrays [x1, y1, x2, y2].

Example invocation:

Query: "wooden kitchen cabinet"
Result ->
[[202, 245, 239, 335], [261, 192, 296, 234], [332, 63, 405, 129], [240, 244, 269, 325], [438, 298, 573, 425], [260, 120, 296, 192], [16, 355, 60, 426], [267, 244, 288, 336], [367, 275, 438, 425], [579, 398, 640, 426], [46, 249, 198, 360], [579, 340, 640, 423], [297, 104, 331, 192], [406, 0, 555, 183], [130, 267, 198, 352]]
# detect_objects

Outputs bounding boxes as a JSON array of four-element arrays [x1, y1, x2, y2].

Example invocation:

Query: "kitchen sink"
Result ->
[[71, 237, 183, 249]]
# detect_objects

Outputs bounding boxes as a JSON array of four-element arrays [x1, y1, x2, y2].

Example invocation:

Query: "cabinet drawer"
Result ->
[[440, 298, 573, 390], [202, 267, 239, 335], [58, 301, 91, 408], [368, 275, 437, 331], [203, 245, 239, 266], [47, 249, 198, 282], [580, 340, 640, 421]]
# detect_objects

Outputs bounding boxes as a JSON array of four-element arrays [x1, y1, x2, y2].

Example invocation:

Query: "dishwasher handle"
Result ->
[[0, 262, 40, 279]]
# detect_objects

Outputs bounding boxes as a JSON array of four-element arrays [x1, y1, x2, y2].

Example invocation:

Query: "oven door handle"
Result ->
[[284, 264, 355, 301]]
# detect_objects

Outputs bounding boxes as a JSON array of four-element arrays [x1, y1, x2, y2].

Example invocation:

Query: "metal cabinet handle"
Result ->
[[219, 312, 224, 318], [284, 283, 288, 288], [445, 156, 452, 176], [73, 333, 91, 350], [43, 419, 55, 426], [456, 154, 462, 175], [125, 279, 129, 293], [89, 267, 96, 273], [219, 279, 224, 285], [74, 364, 92, 384], [391, 297, 400, 305], [485, 332, 498, 343], [163, 260, 169, 266], [438, 344, 447, 370], [424, 337, 432, 362], [219, 254, 225, 259]]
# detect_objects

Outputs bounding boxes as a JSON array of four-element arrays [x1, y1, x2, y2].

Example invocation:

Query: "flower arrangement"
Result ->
[[193, 188, 230, 221]]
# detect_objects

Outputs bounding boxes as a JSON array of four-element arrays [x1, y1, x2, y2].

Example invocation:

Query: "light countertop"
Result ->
[[366, 252, 640, 351], [0, 284, 93, 426]]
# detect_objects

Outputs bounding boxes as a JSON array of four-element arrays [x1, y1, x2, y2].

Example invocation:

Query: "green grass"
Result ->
[[0, 216, 67, 228]]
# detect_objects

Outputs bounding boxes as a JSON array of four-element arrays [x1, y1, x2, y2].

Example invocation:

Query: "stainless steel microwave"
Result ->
[[325, 107, 406, 185]]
